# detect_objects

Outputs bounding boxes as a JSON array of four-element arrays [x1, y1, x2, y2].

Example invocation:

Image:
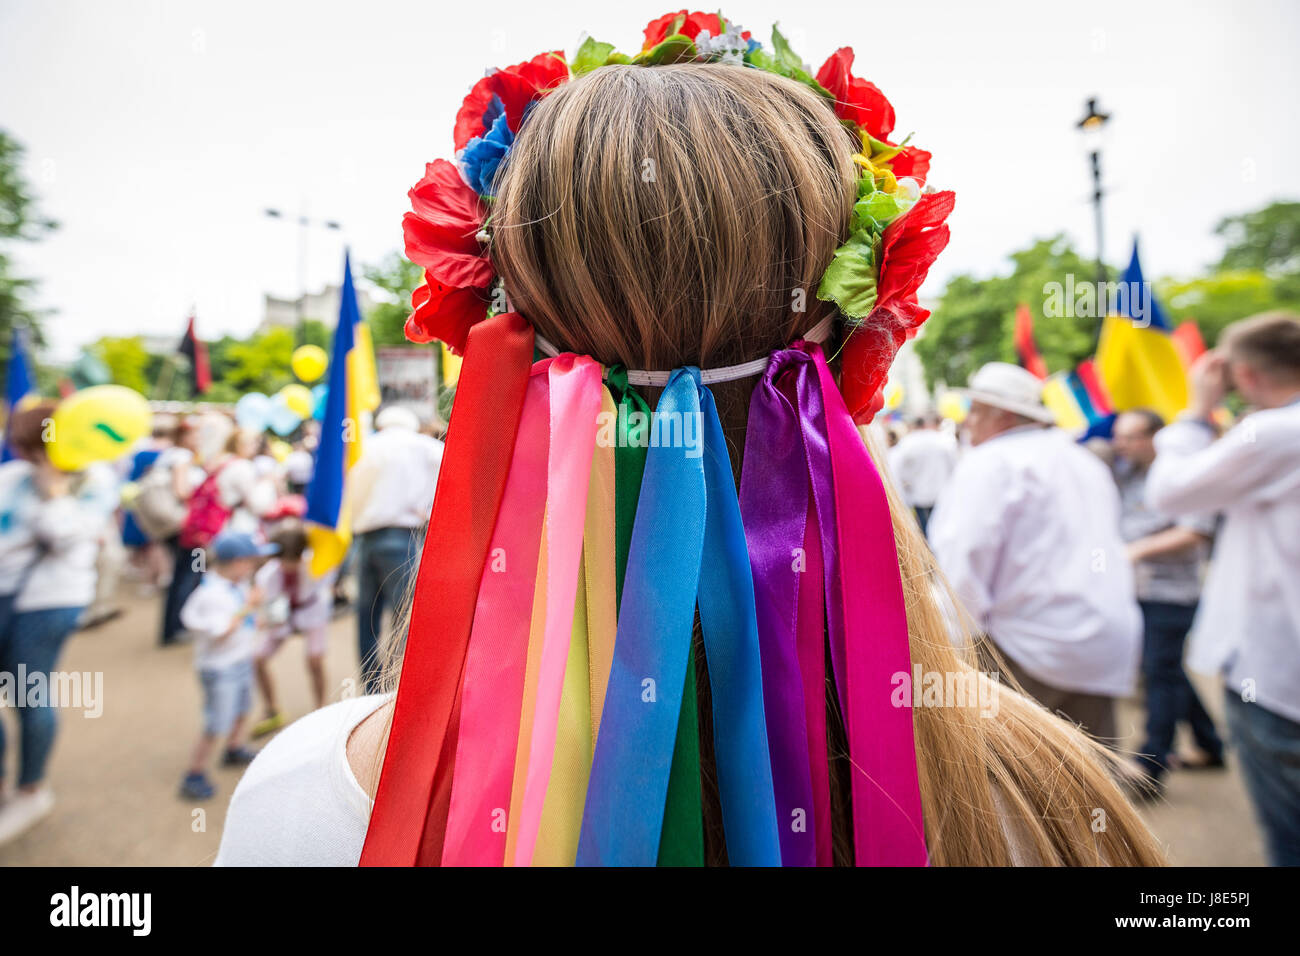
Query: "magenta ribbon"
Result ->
[[742, 344, 927, 866]]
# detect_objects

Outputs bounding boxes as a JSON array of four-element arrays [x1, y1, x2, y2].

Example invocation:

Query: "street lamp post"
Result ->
[[1076, 97, 1111, 291], [264, 208, 343, 346]]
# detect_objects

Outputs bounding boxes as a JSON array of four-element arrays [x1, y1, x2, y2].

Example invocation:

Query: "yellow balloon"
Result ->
[[268, 438, 291, 463], [883, 382, 904, 411], [279, 384, 314, 418], [291, 344, 329, 383], [47, 385, 152, 472], [937, 392, 968, 424]]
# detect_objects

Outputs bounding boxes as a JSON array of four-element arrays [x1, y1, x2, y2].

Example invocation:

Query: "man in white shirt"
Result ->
[[345, 406, 444, 692], [929, 362, 1141, 742], [1145, 313, 1300, 866], [888, 414, 956, 536]]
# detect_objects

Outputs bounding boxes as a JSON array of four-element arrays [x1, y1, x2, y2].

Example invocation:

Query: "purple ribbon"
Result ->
[[740, 347, 851, 866]]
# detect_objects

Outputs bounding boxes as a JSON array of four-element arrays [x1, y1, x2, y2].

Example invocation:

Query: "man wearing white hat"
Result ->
[[928, 362, 1141, 742]]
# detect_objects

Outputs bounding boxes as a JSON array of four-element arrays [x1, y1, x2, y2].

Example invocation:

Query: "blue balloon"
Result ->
[[311, 383, 328, 421], [267, 394, 302, 436], [235, 392, 272, 431]]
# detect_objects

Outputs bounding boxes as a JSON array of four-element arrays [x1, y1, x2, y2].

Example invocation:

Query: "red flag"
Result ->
[[179, 315, 211, 394], [1014, 303, 1048, 379], [1076, 358, 1113, 415], [1171, 320, 1207, 370]]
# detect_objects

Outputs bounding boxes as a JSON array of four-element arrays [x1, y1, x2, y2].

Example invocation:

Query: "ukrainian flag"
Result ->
[[2, 327, 35, 462], [1095, 239, 1188, 423], [305, 252, 380, 574]]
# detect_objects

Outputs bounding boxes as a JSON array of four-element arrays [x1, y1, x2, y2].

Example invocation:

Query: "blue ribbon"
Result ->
[[577, 368, 780, 866]]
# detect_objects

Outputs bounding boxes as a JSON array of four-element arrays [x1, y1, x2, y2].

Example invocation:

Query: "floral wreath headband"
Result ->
[[402, 9, 955, 422], [365, 12, 955, 868]]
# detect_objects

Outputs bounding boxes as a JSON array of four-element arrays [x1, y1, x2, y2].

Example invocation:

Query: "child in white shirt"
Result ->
[[251, 522, 337, 737], [178, 531, 279, 800]]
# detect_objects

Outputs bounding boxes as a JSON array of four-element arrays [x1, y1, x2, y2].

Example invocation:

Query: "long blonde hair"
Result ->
[[379, 63, 1164, 866]]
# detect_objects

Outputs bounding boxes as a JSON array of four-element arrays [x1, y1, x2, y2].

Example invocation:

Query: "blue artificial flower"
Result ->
[[459, 95, 515, 199]]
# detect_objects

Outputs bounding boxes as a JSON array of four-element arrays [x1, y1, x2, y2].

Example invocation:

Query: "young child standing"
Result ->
[[250, 522, 336, 737], [178, 531, 279, 800]]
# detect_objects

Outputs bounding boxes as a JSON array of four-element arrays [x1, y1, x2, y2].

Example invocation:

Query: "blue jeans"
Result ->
[[0, 602, 86, 787], [199, 660, 253, 736], [1137, 600, 1223, 781], [356, 527, 421, 693], [161, 536, 202, 645], [1223, 691, 1300, 866]]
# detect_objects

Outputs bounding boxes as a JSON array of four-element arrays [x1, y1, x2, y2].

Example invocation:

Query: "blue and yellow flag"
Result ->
[[1095, 239, 1188, 423], [2, 326, 35, 462], [304, 252, 380, 574]]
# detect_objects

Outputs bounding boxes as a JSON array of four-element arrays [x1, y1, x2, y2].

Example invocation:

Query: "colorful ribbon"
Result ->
[[360, 310, 533, 867], [578, 368, 780, 866], [440, 366, 550, 866], [809, 343, 927, 866], [512, 354, 603, 866]]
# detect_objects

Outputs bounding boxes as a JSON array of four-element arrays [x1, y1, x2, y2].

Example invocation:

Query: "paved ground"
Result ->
[[0, 589, 1268, 866]]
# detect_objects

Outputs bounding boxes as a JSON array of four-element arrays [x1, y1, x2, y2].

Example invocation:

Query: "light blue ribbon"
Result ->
[[577, 368, 780, 866]]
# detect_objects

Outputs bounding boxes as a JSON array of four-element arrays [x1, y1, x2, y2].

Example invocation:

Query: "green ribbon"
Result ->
[[606, 367, 704, 866]]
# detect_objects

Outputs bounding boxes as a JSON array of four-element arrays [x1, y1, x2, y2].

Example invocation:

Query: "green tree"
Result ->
[[1159, 269, 1300, 346], [91, 336, 151, 394], [363, 252, 423, 347], [0, 130, 57, 384], [914, 236, 1096, 388], [1214, 201, 1300, 273]]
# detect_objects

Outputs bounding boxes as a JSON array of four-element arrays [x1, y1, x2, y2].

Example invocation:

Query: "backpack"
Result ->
[[130, 460, 187, 540], [178, 462, 232, 550]]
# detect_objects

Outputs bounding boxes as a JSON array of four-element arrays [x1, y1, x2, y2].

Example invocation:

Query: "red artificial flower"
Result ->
[[403, 159, 495, 354], [642, 11, 724, 50], [890, 146, 931, 184], [815, 47, 896, 141], [840, 190, 956, 423], [453, 52, 569, 151]]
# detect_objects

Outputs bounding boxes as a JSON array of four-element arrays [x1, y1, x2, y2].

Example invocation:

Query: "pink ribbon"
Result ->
[[512, 354, 603, 866], [440, 366, 551, 865]]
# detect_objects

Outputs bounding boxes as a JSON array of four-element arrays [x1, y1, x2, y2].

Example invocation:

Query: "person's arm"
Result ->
[[1126, 524, 1211, 564], [1147, 349, 1284, 514]]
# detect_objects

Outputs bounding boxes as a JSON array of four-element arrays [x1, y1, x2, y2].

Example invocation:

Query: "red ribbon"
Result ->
[[360, 311, 534, 866]]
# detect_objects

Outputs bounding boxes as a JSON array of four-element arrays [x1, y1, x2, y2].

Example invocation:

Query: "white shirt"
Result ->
[[214, 694, 388, 866], [1146, 401, 1300, 723], [254, 556, 336, 632], [180, 572, 258, 671], [214, 458, 278, 536], [346, 428, 444, 535], [0, 461, 121, 611], [928, 426, 1141, 696], [154, 445, 204, 497], [888, 428, 957, 508]]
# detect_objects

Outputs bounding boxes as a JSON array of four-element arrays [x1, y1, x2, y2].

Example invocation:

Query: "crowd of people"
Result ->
[[0, 398, 444, 843], [884, 313, 1300, 867]]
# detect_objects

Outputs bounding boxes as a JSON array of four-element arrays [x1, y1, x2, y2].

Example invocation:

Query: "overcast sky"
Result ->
[[3, 0, 1298, 360]]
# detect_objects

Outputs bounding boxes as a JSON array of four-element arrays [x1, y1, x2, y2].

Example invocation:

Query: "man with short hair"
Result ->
[[929, 362, 1141, 742], [1112, 408, 1223, 796], [1146, 312, 1300, 866]]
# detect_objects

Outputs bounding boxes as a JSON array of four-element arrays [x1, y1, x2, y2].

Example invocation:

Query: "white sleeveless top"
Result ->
[[215, 693, 1049, 866], [214, 694, 388, 866]]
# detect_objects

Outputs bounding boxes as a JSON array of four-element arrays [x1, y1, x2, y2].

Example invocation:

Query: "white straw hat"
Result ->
[[959, 362, 1056, 423]]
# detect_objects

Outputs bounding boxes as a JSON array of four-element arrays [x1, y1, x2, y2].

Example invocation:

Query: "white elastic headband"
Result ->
[[533, 314, 835, 386]]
